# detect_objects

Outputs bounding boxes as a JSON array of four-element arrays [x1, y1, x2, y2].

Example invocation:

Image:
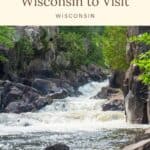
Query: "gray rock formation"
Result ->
[[44, 143, 70, 150], [124, 27, 150, 124]]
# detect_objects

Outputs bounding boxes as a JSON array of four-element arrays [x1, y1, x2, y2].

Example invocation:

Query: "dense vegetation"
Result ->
[[0, 26, 106, 76], [133, 51, 150, 85], [0, 26, 133, 76], [130, 33, 150, 85], [15, 36, 33, 72], [60, 26, 104, 35], [101, 27, 128, 71], [0, 26, 15, 62], [58, 27, 105, 68], [1, 26, 149, 84], [0, 26, 14, 48]]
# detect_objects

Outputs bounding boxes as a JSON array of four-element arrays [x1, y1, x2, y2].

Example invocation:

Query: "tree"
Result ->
[[56, 32, 86, 69], [133, 51, 150, 85], [0, 26, 15, 62], [130, 33, 150, 85], [59, 26, 105, 68], [0, 26, 15, 48], [101, 27, 128, 70], [60, 26, 104, 36]]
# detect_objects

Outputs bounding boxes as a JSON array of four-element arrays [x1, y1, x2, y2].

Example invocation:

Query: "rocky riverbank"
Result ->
[[0, 26, 107, 113], [0, 64, 106, 113]]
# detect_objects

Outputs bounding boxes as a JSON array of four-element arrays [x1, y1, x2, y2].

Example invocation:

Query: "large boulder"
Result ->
[[59, 64, 106, 90], [44, 144, 70, 150], [93, 86, 119, 99], [5, 101, 35, 113], [0, 81, 50, 113], [87, 64, 106, 81], [124, 65, 148, 124], [32, 78, 57, 95], [124, 27, 150, 124], [109, 70, 125, 89], [123, 130, 150, 150], [32, 78, 69, 97], [4, 97, 50, 113], [59, 70, 88, 89], [102, 99, 124, 111], [92, 85, 124, 111], [47, 89, 68, 99], [125, 89, 148, 124], [123, 139, 150, 150]]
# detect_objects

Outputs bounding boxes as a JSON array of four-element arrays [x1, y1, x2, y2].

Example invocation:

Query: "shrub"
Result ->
[[16, 37, 33, 56], [58, 27, 105, 69], [130, 33, 150, 85], [0, 26, 15, 48], [56, 32, 86, 69], [133, 51, 150, 85], [15, 36, 33, 71], [0, 26, 15, 64], [85, 33, 104, 66], [129, 32, 150, 45], [0, 55, 8, 63], [101, 27, 128, 70]]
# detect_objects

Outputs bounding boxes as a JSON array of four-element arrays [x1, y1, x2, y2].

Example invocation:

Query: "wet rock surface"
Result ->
[[44, 144, 70, 150], [123, 129, 150, 150], [109, 70, 125, 89], [124, 64, 148, 124], [93, 86, 119, 99], [0, 80, 51, 113], [102, 99, 124, 111], [0, 26, 107, 114], [93, 85, 124, 111], [0, 64, 106, 113], [123, 27, 150, 124]]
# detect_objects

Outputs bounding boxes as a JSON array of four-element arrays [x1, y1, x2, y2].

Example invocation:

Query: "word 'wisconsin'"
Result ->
[[22, 0, 130, 7]]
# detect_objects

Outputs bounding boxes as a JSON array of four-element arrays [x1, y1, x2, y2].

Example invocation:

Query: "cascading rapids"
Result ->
[[0, 80, 148, 136]]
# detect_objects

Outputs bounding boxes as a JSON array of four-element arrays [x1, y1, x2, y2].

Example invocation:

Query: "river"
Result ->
[[0, 80, 149, 150]]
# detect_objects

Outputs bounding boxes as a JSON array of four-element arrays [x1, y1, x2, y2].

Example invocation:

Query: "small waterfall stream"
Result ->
[[0, 80, 148, 150]]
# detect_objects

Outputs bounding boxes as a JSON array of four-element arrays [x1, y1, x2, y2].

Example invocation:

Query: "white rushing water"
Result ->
[[0, 79, 148, 136], [0, 80, 149, 150]]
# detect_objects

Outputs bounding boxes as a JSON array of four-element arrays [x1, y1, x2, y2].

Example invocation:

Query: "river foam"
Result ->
[[0, 80, 149, 136]]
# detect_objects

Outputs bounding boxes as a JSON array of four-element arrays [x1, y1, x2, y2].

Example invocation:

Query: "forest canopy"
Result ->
[[58, 26, 105, 68], [0, 26, 15, 62], [1, 26, 144, 74], [101, 26, 128, 71]]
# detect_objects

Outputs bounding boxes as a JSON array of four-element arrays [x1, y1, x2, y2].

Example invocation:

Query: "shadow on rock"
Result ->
[[44, 144, 70, 150]]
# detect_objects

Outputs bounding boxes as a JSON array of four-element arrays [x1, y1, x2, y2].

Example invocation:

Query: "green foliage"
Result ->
[[57, 32, 86, 68], [131, 32, 150, 85], [133, 51, 150, 85], [60, 26, 104, 36], [15, 36, 33, 71], [58, 27, 105, 68], [85, 33, 104, 66], [39, 27, 50, 50], [0, 26, 15, 65], [16, 36, 33, 56], [0, 55, 8, 63], [129, 32, 150, 45], [0, 26, 15, 48], [101, 27, 128, 70]]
